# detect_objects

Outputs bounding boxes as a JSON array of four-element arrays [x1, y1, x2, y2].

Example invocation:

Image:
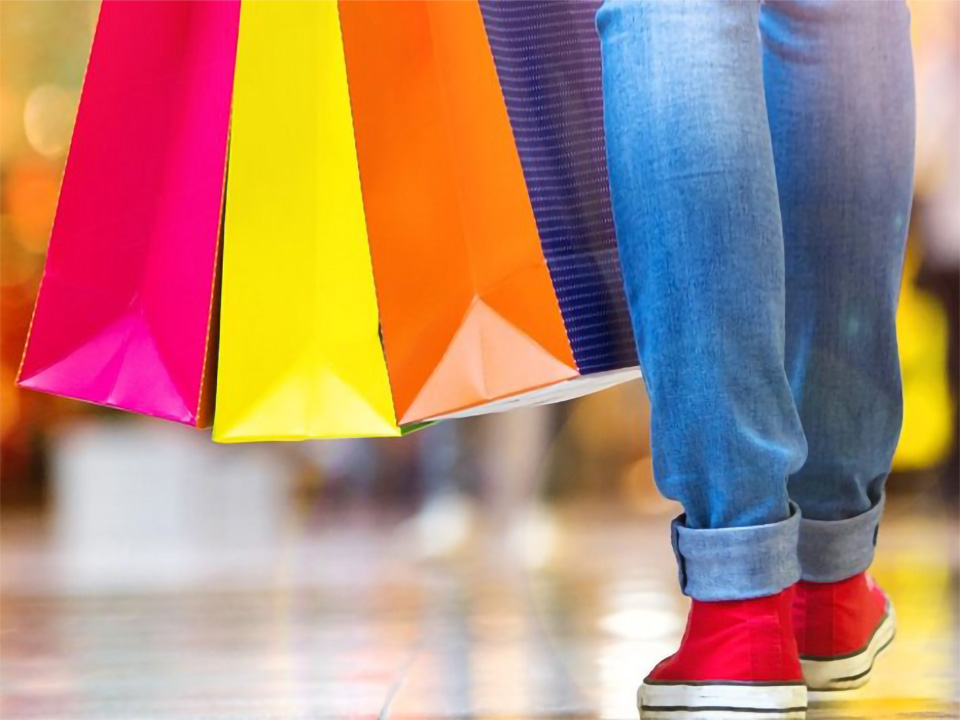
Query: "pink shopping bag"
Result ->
[[17, 0, 240, 426]]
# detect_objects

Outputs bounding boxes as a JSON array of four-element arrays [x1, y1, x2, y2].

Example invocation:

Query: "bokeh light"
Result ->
[[23, 83, 75, 158]]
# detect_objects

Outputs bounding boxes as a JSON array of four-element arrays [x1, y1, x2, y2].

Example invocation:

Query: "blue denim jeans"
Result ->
[[597, 0, 915, 600]]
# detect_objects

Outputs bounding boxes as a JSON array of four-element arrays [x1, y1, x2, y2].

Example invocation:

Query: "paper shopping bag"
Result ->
[[477, 0, 636, 374], [339, 0, 582, 426], [213, 0, 400, 442], [339, 0, 637, 426], [17, 0, 240, 426]]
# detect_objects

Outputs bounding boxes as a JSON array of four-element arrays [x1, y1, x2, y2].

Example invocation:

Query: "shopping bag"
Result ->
[[338, 0, 638, 427], [213, 0, 400, 442], [17, 0, 240, 426], [478, 0, 636, 374]]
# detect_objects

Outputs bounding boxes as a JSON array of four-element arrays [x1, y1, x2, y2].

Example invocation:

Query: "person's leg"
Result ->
[[760, 0, 915, 690], [597, 0, 808, 714], [597, 0, 807, 599]]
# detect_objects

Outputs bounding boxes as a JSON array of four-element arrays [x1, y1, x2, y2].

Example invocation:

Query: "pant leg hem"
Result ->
[[798, 496, 885, 583], [672, 502, 801, 601]]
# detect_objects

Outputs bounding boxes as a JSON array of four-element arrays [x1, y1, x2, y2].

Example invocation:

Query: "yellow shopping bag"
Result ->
[[214, 0, 399, 441]]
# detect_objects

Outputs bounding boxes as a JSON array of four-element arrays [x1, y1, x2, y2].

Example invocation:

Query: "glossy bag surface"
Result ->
[[339, 0, 583, 426], [213, 0, 399, 442], [17, 0, 240, 426]]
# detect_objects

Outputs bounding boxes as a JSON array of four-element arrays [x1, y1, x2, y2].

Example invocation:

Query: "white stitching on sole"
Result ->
[[638, 682, 808, 717]]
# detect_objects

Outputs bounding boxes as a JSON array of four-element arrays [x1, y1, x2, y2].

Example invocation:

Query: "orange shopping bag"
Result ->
[[340, 0, 590, 426]]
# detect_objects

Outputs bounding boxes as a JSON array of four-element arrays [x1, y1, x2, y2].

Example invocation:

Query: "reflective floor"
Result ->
[[1, 500, 957, 719]]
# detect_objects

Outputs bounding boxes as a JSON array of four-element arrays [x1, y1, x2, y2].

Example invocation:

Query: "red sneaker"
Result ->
[[639, 588, 807, 718], [793, 572, 896, 691]]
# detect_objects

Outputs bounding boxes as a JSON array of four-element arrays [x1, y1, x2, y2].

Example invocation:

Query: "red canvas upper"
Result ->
[[793, 572, 889, 659], [647, 588, 804, 683]]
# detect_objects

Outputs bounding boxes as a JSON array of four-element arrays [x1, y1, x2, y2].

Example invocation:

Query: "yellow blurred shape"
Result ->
[[893, 248, 953, 471]]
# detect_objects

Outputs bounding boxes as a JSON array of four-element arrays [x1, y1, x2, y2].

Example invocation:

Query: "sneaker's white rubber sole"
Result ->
[[638, 682, 808, 718], [801, 606, 896, 692]]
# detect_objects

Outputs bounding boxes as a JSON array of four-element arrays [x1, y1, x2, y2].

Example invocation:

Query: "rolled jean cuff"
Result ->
[[798, 496, 885, 583], [671, 502, 801, 601]]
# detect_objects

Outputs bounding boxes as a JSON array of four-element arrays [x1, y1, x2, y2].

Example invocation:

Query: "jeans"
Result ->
[[597, 0, 915, 600]]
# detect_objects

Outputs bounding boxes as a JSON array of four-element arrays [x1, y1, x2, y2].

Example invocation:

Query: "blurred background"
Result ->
[[0, 3, 957, 719]]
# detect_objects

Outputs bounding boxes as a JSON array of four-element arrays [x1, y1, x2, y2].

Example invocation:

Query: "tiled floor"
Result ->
[[1, 500, 957, 719]]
